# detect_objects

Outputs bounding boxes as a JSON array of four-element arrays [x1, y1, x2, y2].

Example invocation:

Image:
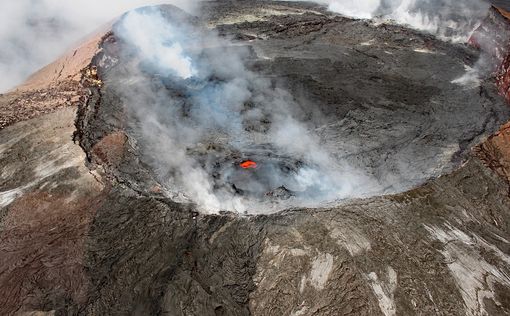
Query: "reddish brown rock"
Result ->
[[497, 50, 510, 102], [0, 191, 104, 315], [474, 122, 510, 184], [91, 131, 128, 167], [0, 108, 105, 315]]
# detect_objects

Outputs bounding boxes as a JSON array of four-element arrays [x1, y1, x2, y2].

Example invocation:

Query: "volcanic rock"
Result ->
[[265, 186, 294, 200], [1, 2, 510, 316]]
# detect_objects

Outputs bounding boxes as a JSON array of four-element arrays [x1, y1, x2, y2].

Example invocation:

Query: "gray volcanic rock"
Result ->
[[1, 2, 510, 316]]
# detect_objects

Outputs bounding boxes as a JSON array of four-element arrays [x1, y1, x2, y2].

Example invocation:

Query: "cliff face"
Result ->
[[494, 7, 510, 103], [473, 7, 510, 189], [2, 2, 510, 316], [497, 47, 510, 102], [476, 122, 510, 184], [469, 6, 510, 103], [469, 7, 510, 58]]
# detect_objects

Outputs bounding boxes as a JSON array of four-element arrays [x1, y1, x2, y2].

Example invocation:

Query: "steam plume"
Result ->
[[295, 0, 490, 42]]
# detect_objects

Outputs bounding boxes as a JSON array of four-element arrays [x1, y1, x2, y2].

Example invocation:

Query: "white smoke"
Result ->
[[294, 0, 490, 42], [120, 9, 196, 79], [451, 5, 510, 88], [0, 0, 198, 92], [113, 7, 380, 213], [451, 65, 482, 88], [329, 0, 381, 19]]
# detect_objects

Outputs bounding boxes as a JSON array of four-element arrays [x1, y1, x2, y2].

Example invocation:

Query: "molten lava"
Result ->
[[240, 160, 257, 169]]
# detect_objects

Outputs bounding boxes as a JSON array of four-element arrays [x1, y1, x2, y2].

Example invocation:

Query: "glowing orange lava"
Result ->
[[240, 160, 257, 169]]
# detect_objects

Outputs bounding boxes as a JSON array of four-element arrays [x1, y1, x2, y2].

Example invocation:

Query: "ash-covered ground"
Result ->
[[1, 1, 510, 315]]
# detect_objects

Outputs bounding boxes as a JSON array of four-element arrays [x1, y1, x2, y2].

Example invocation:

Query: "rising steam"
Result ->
[[296, 0, 490, 42], [111, 7, 380, 213]]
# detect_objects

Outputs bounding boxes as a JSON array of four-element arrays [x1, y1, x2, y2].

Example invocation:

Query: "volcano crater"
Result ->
[[76, 3, 510, 214]]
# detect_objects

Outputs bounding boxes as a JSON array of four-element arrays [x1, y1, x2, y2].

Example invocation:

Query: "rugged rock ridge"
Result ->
[[470, 6, 510, 103], [469, 7, 510, 60], [499, 51, 510, 102], [492, 7, 510, 104]]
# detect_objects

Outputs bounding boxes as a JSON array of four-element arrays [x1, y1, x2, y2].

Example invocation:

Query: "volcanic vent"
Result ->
[[77, 3, 510, 214]]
